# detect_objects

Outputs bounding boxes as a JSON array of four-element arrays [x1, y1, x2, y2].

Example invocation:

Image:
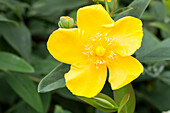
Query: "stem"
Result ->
[[110, 0, 117, 16], [104, 0, 110, 13], [29, 76, 41, 83]]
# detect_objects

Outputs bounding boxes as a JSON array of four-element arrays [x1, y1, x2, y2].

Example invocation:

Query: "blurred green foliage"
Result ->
[[0, 0, 170, 113]]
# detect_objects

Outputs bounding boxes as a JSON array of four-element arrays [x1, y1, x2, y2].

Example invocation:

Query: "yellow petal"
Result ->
[[100, 0, 112, 2], [77, 4, 114, 34], [107, 16, 143, 56], [47, 28, 83, 64], [108, 56, 143, 90], [65, 63, 107, 98]]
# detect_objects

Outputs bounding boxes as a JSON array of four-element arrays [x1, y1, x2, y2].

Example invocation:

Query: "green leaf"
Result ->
[[54, 105, 72, 113], [150, 1, 168, 21], [0, 52, 34, 73], [160, 71, 170, 86], [118, 93, 130, 113], [115, 0, 151, 20], [29, 0, 87, 17], [112, 7, 133, 17], [79, 93, 118, 112], [38, 63, 70, 93], [5, 101, 38, 113], [0, 22, 31, 62], [136, 29, 160, 60], [138, 38, 170, 62], [5, 72, 43, 113], [114, 84, 135, 113], [136, 80, 170, 111], [150, 22, 170, 35], [32, 56, 60, 74], [56, 88, 81, 102], [162, 0, 170, 11], [41, 93, 51, 113], [0, 15, 18, 25], [0, 74, 17, 105], [95, 109, 106, 113]]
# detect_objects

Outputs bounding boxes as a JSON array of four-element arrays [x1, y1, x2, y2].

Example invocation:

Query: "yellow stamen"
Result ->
[[96, 46, 106, 56]]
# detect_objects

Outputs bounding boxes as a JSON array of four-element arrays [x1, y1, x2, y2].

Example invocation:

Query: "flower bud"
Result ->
[[58, 16, 74, 28]]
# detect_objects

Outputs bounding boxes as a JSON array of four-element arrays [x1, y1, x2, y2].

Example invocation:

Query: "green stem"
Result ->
[[104, 0, 110, 13], [110, 0, 117, 16]]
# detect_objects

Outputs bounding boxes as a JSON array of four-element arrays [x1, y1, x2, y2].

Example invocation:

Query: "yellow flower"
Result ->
[[47, 4, 143, 98]]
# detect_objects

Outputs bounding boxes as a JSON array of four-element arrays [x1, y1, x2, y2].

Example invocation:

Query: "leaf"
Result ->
[[79, 93, 118, 112], [6, 93, 51, 113], [95, 109, 106, 113], [5, 101, 38, 113], [41, 93, 51, 113], [150, 1, 168, 21], [160, 71, 170, 86], [56, 88, 81, 102], [54, 105, 72, 113], [29, 0, 87, 17], [115, 0, 151, 20], [136, 80, 170, 111], [136, 29, 160, 61], [0, 22, 31, 62], [112, 7, 133, 17], [0, 74, 17, 104], [38, 63, 70, 93], [118, 93, 130, 113], [5, 72, 43, 113], [114, 84, 135, 113], [0, 52, 34, 73], [32, 56, 60, 74], [150, 22, 170, 35], [162, 0, 170, 11], [0, 15, 18, 25], [138, 38, 170, 62]]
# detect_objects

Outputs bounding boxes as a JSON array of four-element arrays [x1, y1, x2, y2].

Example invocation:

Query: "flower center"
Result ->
[[96, 46, 106, 56]]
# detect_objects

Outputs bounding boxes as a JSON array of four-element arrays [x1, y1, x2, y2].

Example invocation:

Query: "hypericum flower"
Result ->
[[47, 4, 143, 98]]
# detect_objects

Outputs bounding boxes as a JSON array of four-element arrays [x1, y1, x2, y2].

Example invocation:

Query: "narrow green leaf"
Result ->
[[150, 1, 168, 21], [5, 101, 38, 113], [118, 93, 130, 113], [0, 15, 18, 25], [115, 0, 151, 20], [162, 0, 170, 11], [0, 52, 34, 73], [136, 29, 160, 59], [79, 93, 118, 112], [112, 7, 133, 17], [32, 56, 60, 74], [150, 22, 170, 35], [0, 22, 31, 62], [5, 72, 43, 113], [114, 84, 135, 113], [136, 80, 170, 111], [54, 105, 72, 113], [38, 63, 70, 93], [29, 0, 87, 17], [95, 109, 106, 113], [139, 38, 170, 62], [41, 93, 51, 113], [160, 71, 170, 86]]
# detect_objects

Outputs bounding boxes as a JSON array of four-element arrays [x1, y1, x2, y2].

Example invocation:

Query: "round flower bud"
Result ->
[[58, 16, 74, 28]]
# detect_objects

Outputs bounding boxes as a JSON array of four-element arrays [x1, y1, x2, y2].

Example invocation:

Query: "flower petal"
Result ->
[[77, 4, 114, 34], [107, 16, 143, 56], [47, 28, 83, 64], [108, 56, 143, 90], [65, 63, 107, 97]]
